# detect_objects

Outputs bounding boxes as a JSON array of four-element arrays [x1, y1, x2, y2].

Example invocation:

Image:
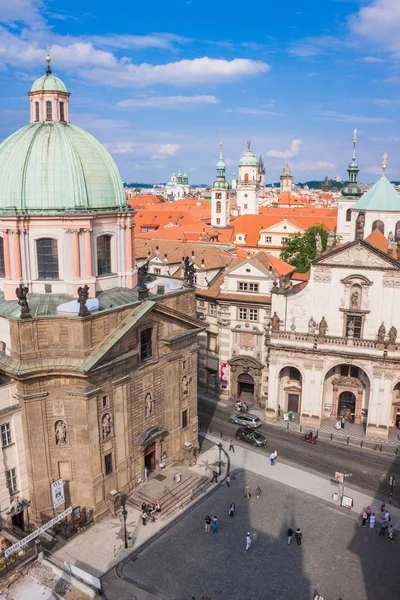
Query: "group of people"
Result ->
[[140, 501, 161, 525], [204, 515, 218, 533], [235, 397, 249, 413], [287, 526, 303, 546], [362, 504, 395, 541]]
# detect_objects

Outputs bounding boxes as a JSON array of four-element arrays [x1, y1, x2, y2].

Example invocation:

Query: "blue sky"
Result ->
[[0, 0, 400, 183]]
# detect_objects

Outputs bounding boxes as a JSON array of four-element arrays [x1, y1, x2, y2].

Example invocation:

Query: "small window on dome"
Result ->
[[60, 102, 65, 122], [36, 238, 59, 279], [46, 101, 52, 121], [97, 235, 112, 276], [35, 102, 39, 122]]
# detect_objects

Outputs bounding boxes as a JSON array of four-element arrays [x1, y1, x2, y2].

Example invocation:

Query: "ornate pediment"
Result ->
[[317, 243, 398, 271]]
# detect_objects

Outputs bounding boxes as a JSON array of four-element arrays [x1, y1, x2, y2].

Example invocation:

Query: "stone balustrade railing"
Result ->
[[270, 330, 398, 351]]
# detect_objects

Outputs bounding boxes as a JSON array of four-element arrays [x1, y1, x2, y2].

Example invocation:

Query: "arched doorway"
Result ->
[[338, 391, 356, 420], [391, 382, 400, 429], [278, 366, 302, 415], [238, 373, 254, 404]]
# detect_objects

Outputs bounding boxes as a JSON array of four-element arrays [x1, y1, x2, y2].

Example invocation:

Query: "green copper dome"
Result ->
[[238, 149, 259, 167], [31, 72, 68, 93], [0, 122, 127, 215]]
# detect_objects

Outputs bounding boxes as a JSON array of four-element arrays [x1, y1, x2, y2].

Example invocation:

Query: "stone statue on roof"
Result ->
[[388, 325, 397, 344], [308, 317, 317, 335], [183, 256, 196, 288], [355, 210, 366, 241], [77, 285, 90, 317], [377, 322, 386, 343], [16, 284, 32, 319], [326, 229, 335, 252], [318, 316, 328, 337], [388, 231, 395, 252], [270, 312, 280, 333], [315, 233, 322, 258]]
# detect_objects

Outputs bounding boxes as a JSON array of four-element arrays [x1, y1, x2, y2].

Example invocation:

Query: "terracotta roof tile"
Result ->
[[364, 228, 398, 259]]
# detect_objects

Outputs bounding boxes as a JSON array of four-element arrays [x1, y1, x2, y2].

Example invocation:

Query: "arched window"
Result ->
[[59, 102, 65, 121], [346, 208, 352, 222], [244, 173, 249, 182], [35, 102, 39, 122], [0, 237, 4, 278], [46, 101, 52, 121], [97, 235, 112, 275], [372, 219, 385, 234], [395, 220, 400, 241], [216, 201, 221, 214], [36, 238, 59, 279]]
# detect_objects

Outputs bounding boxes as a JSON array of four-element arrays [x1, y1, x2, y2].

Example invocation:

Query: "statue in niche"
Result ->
[[377, 322, 386, 343], [315, 233, 322, 258], [55, 420, 67, 446], [350, 289, 360, 309], [388, 326, 397, 343], [182, 375, 190, 395], [308, 317, 317, 335], [347, 319, 355, 338], [355, 210, 366, 241], [318, 316, 328, 337], [102, 413, 112, 439], [270, 312, 280, 333], [145, 392, 153, 416]]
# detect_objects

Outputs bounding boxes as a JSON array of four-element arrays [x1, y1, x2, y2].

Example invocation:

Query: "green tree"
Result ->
[[280, 224, 341, 273]]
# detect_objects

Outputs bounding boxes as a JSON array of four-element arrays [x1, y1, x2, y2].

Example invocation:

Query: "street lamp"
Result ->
[[121, 498, 128, 549], [218, 442, 222, 476]]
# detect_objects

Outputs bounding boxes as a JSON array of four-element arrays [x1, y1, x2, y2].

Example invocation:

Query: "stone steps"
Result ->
[[129, 473, 209, 520]]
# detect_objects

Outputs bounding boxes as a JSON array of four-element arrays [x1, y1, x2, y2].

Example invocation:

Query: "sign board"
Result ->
[[335, 472, 344, 484], [51, 478, 65, 509], [341, 495, 353, 510], [220, 362, 228, 383], [4, 506, 72, 557]]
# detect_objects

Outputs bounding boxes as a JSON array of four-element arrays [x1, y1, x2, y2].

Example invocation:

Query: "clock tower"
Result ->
[[211, 142, 230, 227]]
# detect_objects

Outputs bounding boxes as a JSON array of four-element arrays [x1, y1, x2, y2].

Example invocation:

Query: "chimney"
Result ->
[[155, 246, 159, 255]]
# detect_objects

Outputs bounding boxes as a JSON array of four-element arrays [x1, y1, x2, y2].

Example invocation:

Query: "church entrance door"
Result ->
[[238, 373, 254, 405], [144, 443, 156, 474], [338, 391, 356, 420], [287, 393, 300, 414]]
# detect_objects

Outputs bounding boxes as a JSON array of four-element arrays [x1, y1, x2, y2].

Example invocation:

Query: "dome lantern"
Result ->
[[29, 53, 70, 124]]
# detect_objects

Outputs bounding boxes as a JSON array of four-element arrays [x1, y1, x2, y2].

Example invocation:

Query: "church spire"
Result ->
[[341, 129, 362, 198]]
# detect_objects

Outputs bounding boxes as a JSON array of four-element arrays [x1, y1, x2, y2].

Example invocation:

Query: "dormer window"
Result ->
[[46, 101, 52, 121], [60, 102, 65, 121], [35, 102, 39, 122]]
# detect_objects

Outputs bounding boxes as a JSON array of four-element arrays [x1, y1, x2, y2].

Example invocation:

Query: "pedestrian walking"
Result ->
[[362, 509, 368, 527], [211, 470, 218, 484], [379, 520, 387, 536], [141, 511, 147, 526], [229, 502, 235, 517], [273, 449, 278, 464], [242, 401, 248, 413], [229, 440, 235, 453], [246, 532, 252, 551], [211, 515, 218, 533], [204, 515, 211, 533], [314, 593, 324, 600], [295, 528, 302, 546], [385, 510, 391, 523], [278, 404, 281, 418], [287, 527, 294, 545], [366, 506, 371, 521], [388, 525, 394, 542], [269, 451, 276, 466], [380, 503, 386, 515], [226, 474, 230, 488], [341, 417, 345, 429], [244, 483, 251, 499], [369, 513, 376, 529], [255, 483, 262, 500]]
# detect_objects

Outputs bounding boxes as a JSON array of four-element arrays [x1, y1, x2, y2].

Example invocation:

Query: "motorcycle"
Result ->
[[301, 431, 318, 444]]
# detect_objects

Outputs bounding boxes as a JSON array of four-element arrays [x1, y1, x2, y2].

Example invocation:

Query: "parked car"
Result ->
[[228, 413, 262, 428], [235, 427, 267, 447]]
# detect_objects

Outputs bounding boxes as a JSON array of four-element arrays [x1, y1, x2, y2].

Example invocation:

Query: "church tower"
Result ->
[[280, 161, 293, 193], [211, 142, 230, 227], [258, 154, 266, 190], [236, 141, 260, 215], [337, 129, 363, 241]]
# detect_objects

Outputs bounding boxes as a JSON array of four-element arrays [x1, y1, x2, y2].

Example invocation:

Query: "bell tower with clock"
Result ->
[[211, 141, 230, 228]]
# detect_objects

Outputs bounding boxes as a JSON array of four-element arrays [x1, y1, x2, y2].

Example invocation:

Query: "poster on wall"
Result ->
[[220, 363, 228, 382], [51, 478, 65, 509]]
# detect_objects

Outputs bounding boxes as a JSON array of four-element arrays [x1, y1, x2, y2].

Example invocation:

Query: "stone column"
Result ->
[[71, 230, 80, 279], [13, 231, 22, 280], [2, 230, 11, 279], [113, 376, 131, 491], [265, 360, 279, 422], [125, 225, 133, 272], [84, 229, 93, 277]]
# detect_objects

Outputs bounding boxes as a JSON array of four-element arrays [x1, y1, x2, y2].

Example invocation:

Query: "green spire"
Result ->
[[341, 129, 362, 197], [213, 140, 229, 190]]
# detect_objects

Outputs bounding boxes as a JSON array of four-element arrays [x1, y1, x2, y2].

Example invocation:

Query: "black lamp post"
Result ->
[[121, 500, 128, 549], [218, 442, 222, 476]]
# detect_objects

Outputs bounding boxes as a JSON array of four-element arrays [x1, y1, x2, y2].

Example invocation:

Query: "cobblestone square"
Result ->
[[120, 470, 400, 600]]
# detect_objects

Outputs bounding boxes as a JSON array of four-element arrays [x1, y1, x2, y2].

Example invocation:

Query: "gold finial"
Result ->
[[383, 152, 388, 172], [46, 44, 51, 62], [353, 128, 357, 144]]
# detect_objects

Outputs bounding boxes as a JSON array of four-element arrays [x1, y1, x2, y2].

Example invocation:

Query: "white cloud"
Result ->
[[103, 141, 180, 159], [352, 0, 400, 53], [117, 95, 220, 109], [369, 136, 400, 142], [0, 0, 44, 26], [225, 107, 275, 116], [293, 161, 336, 172], [316, 110, 392, 123], [88, 33, 188, 51], [266, 139, 302, 159], [364, 164, 390, 175], [150, 144, 180, 159], [363, 56, 384, 63]]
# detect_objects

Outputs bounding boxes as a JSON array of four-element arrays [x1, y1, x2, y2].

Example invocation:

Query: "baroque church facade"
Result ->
[[0, 58, 202, 530]]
